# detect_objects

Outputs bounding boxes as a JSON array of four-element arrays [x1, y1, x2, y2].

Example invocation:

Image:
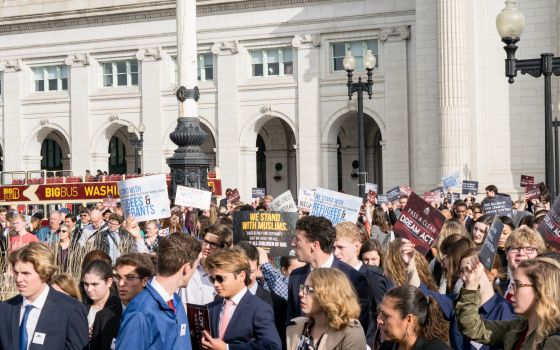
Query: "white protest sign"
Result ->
[[310, 188, 362, 225], [174, 185, 212, 210], [269, 190, 298, 212], [117, 174, 171, 222], [298, 189, 315, 212]]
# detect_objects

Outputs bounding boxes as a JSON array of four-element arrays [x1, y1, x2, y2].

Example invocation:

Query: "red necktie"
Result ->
[[167, 300, 176, 313]]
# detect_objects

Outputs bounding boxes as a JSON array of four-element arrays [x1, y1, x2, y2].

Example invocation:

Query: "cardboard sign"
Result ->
[[297, 189, 315, 212], [377, 194, 389, 205], [387, 186, 401, 202], [462, 180, 479, 195], [423, 192, 441, 205], [520, 175, 535, 187], [310, 188, 362, 225], [367, 190, 377, 204], [117, 174, 171, 222], [525, 183, 543, 200], [174, 185, 212, 210], [392, 192, 446, 255], [479, 216, 504, 270], [365, 183, 378, 193], [102, 198, 118, 208], [481, 195, 513, 217], [442, 173, 460, 189], [227, 188, 240, 203], [186, 303, 210, 349], [538, 195, 560, 249], [232, 211, 298, 255], [251, 188, 266, 198], [269, 190, 298, 212]]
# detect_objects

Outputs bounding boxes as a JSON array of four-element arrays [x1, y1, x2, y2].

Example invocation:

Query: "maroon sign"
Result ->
[[400, 185, 413, 197], [227, 188, 241, 204], [520, 175, 535, 187], [525, 183, 543, 200], [367, 190, 377, 204], [0, 183, 120, 202], [393, 192, 446, 255], [538, 195, 560, 249], [423, 192, 441, 205]]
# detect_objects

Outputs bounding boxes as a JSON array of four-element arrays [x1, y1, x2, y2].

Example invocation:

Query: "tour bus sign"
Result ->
[[0, 183, 120, 202]]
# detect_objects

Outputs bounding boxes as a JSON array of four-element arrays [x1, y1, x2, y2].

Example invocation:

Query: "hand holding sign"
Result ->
[[461, 254, 485, 290]]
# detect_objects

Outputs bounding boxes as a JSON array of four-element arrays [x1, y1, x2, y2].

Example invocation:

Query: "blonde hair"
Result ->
[[9, 242, 56, 283], [51, 273, 82, 302], [436, 221, 468, 261], [385, 238, 437, 290], [505, 226, 546, 253], [204, 248, 251, 286], [517, 257, 560, 349], [335, 222, 362, 243], [308, 268, 360, 330]]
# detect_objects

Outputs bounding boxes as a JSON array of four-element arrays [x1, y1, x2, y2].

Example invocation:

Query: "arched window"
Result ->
[[108, 136, 126, 174], [40, 139, 62, 171], [256, 134, 266, 189]]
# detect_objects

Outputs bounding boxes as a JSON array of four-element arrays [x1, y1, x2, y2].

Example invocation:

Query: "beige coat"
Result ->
[[286, 317, 366, 350]]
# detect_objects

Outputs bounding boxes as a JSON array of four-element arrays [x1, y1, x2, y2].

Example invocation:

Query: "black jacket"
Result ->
[[87, 289, 123, 350], [255, 284, 288, 350]]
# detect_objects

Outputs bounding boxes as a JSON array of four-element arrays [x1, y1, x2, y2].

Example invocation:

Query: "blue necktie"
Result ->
[[19, 304, 33, 350]]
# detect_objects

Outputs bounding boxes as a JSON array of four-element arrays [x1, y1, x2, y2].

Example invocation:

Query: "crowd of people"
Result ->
[[0, 184, 560, 350]]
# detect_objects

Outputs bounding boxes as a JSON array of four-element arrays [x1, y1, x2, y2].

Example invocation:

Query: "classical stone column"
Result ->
[[65, 53, 91, 176], [212, 41, 240, 191], [136, 47, 163, 172], [239, 146, 259, 203], [438, 0, 471, 178], [0, 59, 23, 170], [292, 34, 321, 189]]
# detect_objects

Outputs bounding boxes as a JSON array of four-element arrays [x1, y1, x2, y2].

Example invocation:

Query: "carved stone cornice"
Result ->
[[211, 41, 239, 56], [136, 47, 162, 61], [64, 53, 90, 67], [292, 34, 321, 49], [0, 59, 22, 72], [379, 25, 410, 42]]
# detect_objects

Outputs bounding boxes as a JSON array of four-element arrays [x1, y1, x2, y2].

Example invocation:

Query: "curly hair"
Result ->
[[296, 216, 336, 253], [384, 238, 437, 290], [307, 268, 360, 330], [505, 225, 546, 254], [518, 257, 560, 349]]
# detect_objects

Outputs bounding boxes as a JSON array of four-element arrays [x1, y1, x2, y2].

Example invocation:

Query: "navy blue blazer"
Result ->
[[0, 287, 89, 350], [286, 258, 372, 337], [208, 291, 281, 350]]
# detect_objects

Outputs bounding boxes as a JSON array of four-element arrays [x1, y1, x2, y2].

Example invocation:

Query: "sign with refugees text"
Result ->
[[392, 192, 446, 255], [387, 186, 401, 202], [462, 181, 479, 195], [520, 175, 535, 187], [174, 185, 212, 210], [117, 174, 171, 222], [297, 189, 315, 212], [482, 195, 513, 217], [252, 188, 266, 198], [310, 188, 362, 225], [479, 216, 504, 270], [269, 190, 298, 212], [232, 211, 298, 255], [537, 195, 560, 250]]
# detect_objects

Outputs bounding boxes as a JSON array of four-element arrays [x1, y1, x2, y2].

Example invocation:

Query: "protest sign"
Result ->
[[479, 216, 504, 270], [227, 188, 240, 203], [525, 183, 543, 200], [423, 192, 441, 205], [377, 194, 389, 205], [117, 174, 170, 222], [445, 192, 460, 204], [520, 175, 535, 187], [430, 186, 445, 194], [186, 304, 210, 350], [462, 180, 479, 195], [400, 185, 413, 197], [442, 173, 460, 189], [232, 211, 298, 255], [387, 186, 400, 202], [481, 195, 513, 217], [102, 197, 118, 208], [269, 190, 298, 212], [538, 195, 560, 250], [310, 188, 362, 225], [174, 185, 212, 210], [252, 188, 266, 198], [297, 189, 315, 212], [392, 192, 446, 255], [367, 190, 377, 204], [365, 183, 378, 193]]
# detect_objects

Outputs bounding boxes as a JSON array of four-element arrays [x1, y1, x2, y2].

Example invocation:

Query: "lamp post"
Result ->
[[128, 123, 145, 174], [497, 0, 560, 197], [343, 49, 376, 199]]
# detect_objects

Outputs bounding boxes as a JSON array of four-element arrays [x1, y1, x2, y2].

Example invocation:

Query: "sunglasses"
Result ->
[[59, 230, 68, 233], [208, 274, 234, 284]]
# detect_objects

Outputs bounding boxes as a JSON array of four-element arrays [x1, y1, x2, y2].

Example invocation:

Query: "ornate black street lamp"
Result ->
[[127, 123, 144, 174], [343, 49, 376, 199], [497, 0, 560, 197]]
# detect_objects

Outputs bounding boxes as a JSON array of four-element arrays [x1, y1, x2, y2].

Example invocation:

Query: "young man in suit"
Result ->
[[116, 233, 202, 350], [0, 242, 89, 350], [287, 216, 372, 337], [202, 249, 282, 350]]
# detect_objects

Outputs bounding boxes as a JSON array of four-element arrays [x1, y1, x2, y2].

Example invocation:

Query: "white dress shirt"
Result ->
[[20, 285, 50, 350], [151, 277, 173, 304], [311, 254, 335, 271]]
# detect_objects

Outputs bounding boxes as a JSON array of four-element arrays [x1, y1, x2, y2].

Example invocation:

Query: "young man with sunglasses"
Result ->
[[202, 249, 281, 350]]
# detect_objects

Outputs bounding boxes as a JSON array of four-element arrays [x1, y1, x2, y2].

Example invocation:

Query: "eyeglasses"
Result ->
[[80, 214, 88, 217], [113, 274, 141, 283], [203, 239, 221, 249], [507, 246, 537, 255], [59, 230, 68, 233], [511, 281, 534, 293], [209, 274, 230, 284], [299, 284, 315, 296]]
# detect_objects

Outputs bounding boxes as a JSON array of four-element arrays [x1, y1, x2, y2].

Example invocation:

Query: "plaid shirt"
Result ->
[[260, 261, 289, 300]]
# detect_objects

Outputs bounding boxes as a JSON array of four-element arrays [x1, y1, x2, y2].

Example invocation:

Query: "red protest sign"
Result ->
[[367, 190, 377, 204], [400, 185, 413, 197], [538, 195, 560, 250], [520, 175, 535, 187], [525, 183, 543, 200], [227, 188, 240, 203], [423, 192, 441, 205], [393, 192, 446, 255]]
